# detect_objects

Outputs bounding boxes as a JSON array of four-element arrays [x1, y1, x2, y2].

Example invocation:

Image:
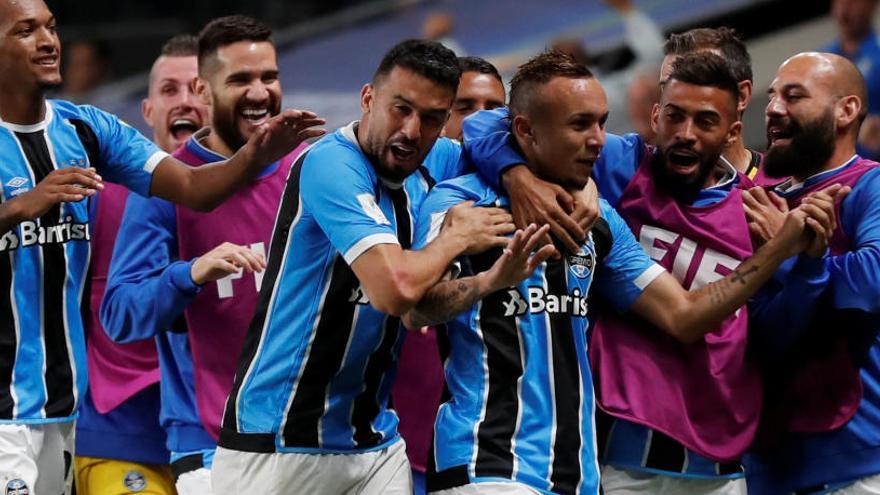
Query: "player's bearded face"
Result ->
[[764, 107, 835, 179], [361, 67, 453, 182], [652, 81, 736, 197], [209, 41, 282, 152]]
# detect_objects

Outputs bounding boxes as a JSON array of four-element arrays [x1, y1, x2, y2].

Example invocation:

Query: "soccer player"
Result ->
[[662, 27, 763, 180], [74, 34, 208, 495], [395, 54, 506, 495], [742, 52, 880, 495], [442, 57, 506, 141], [99, 16, 310, 495], [0, 0, 323, 492], [404, 50, 832, 495], [211, 39, 518, 494]]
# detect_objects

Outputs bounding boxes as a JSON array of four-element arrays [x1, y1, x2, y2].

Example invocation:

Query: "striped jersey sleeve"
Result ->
[[299, 149, 400, 265]]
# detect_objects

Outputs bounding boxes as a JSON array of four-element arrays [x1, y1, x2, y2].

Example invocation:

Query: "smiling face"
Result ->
[[143, 55, 208, 153], [652, 78, 740, 191], [764, 55, 841, 178], [515, 76, 607, 191], [197, 40, 281, 153], [0, 0, 61, 92], [359, 65, 455, 182]]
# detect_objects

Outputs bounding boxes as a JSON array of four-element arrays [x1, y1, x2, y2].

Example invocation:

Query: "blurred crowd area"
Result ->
[[50, 0, 876, 151]]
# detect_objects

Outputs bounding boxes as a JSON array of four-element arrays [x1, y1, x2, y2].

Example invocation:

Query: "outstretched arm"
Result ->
[[150, 109, 324, 211], [632, 204, 833, 344]]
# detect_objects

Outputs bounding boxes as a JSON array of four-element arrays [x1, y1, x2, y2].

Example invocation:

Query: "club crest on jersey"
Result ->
[[123, 471, 146, 492], [4, 479, 29, 495], [567, 244, 596, 279], [62, 158, 86, 168]]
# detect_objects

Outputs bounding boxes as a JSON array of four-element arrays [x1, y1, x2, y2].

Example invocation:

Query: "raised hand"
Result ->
[[796, 184, 851, 257], [482, 224, 557, 291], [16, 167, 103, 220], [504, 166, 585, 253], [571, 178, 601, 233], [442, 200, 515, 255], [743, 186, 788, 247], [190, 242, 267, 285], [247, 109, 326, 168]]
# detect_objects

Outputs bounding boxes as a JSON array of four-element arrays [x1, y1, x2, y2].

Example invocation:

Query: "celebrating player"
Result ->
[[99, 16, 312, 495], [211, 39, 516, 494], [75, 34, 208, 495], [0, 0, 323, 492], [744, 52, 880, 495], [406, 50, 835, 495]]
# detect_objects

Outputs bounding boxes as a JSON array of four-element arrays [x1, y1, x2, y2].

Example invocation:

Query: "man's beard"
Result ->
[[764, 110, 835, 179], [650, 147, 718, 203]]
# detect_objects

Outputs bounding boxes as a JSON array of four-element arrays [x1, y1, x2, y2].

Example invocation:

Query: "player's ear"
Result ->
[[725, 120, 742, 148], [360, 83, 373, 114], [141, 98, 153, 128], [194, 77, 211, 107], [511, 114, 534, 144], [737, 80, 752, 114], [650, 103, 661, 135]]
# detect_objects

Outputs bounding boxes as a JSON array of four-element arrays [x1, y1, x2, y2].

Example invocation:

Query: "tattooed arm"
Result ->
[[629, 209, 822, 344], [402, 224, 556, 329]]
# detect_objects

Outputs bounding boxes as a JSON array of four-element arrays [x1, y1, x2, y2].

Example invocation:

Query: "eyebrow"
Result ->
[[664, 103, 720, 119], [394, 95, 448, 116], [768, 82, 807, 94]]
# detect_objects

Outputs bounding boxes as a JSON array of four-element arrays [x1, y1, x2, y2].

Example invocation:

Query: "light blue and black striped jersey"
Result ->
[[0, 100, 164, 423], [418, 173, 664, 495], [219, 122, 465, 454]]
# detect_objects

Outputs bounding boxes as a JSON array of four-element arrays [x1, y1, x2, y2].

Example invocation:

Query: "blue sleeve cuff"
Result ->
[[169, 260, 201, 295], [790, 252, 831, 282]]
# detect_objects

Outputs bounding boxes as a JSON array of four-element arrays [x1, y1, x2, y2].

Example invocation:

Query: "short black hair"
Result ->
[[198, 15, 272, 71], [160, 34, 198, 58], [458, 56, 503, 84], [373, 39, 460, 93], [668, 51, 740, 117], [664, 27, 752, 83], [509, 50, 593, 116]]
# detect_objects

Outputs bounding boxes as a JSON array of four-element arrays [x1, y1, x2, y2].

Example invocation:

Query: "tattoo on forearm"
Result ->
[[412, 278, 481, 326], [730, 266, 759, 285]]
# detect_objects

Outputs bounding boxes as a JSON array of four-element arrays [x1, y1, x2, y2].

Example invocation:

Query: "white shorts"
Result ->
[[601, 465, 747, 495], [430, 481, 542, 494], [831, 472, 880, 494], [176, 467, 212, 495], [0, 422, 75, 495], [211, 438, 411, 495]]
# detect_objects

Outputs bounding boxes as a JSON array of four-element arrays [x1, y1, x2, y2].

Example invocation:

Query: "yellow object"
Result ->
[[74, 456, 176, 495]]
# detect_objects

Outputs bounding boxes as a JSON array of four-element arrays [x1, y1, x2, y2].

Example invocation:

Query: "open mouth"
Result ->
[[767, 126, 794, 147], [389, 142, 417, 162], [240, 108, 270, 126], [170, 118, 199, 140], [34, 55, 58, 68], [667, 148, 700, 174]]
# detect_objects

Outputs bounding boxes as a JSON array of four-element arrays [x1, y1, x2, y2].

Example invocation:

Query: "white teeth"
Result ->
[[241, 109, 268, 117], [172, 119, 195, 127]]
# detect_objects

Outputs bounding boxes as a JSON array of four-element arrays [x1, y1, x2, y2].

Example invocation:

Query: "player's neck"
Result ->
[[721, 138, 751, 174], [840, 29, 869, 56], [203, 128, 235, 158], [0, 87, 47, 125]]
